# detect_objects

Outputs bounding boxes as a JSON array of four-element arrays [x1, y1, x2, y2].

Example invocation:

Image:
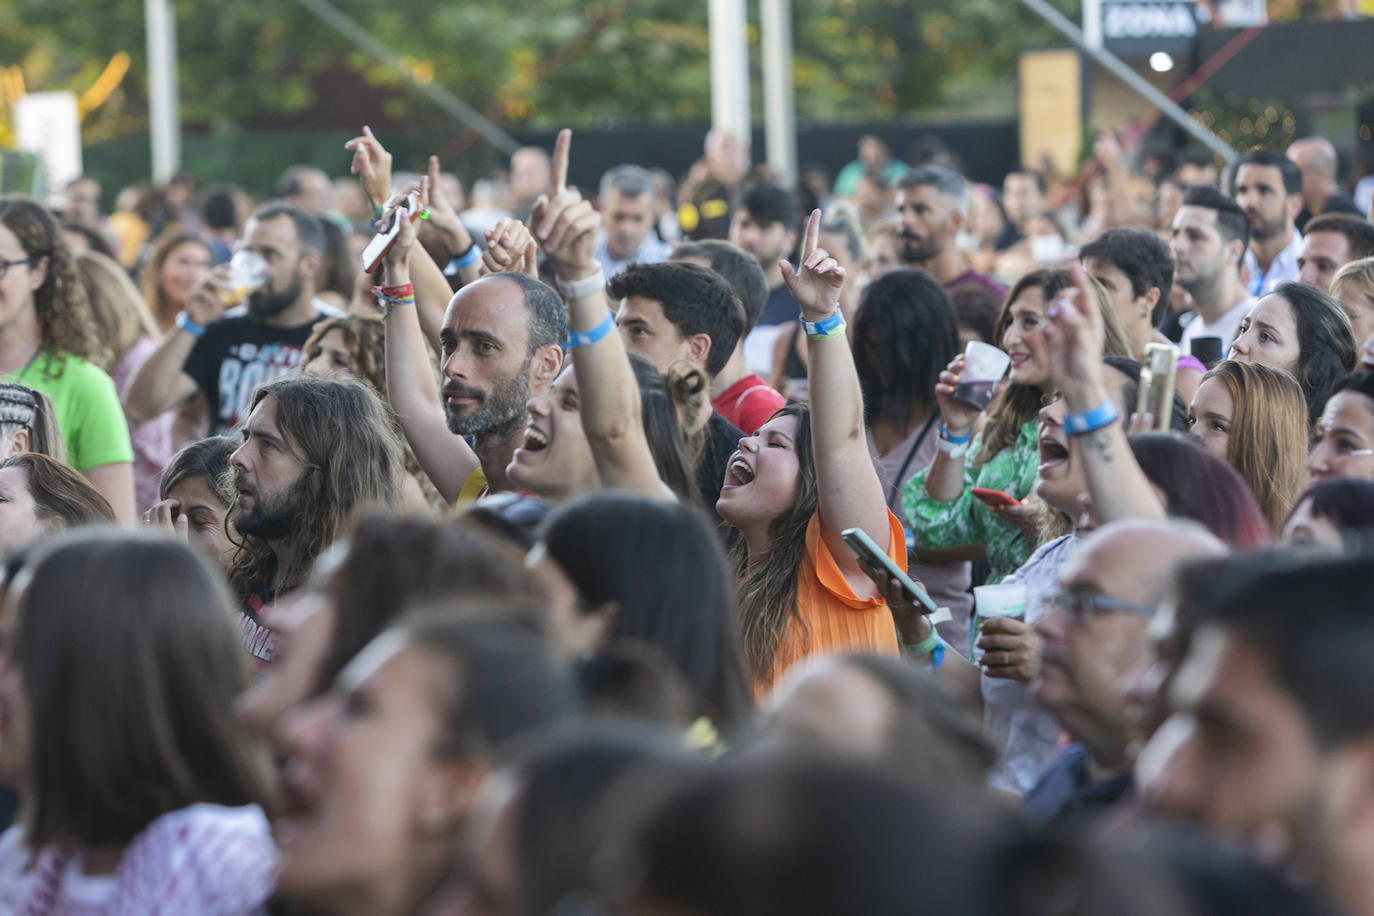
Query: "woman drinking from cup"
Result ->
[[902, 269, 1131, 585]]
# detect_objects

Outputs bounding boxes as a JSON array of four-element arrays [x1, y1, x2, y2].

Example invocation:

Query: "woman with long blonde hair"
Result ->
[[76, 249, 170, 512], [1187, 359, 1309, 534]]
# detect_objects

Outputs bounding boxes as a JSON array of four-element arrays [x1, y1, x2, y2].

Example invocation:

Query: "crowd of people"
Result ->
[[1, 116, 1374, 914]]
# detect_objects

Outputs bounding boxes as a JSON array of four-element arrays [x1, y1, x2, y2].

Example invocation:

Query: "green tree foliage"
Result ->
[[1, 0, 1081, 137]]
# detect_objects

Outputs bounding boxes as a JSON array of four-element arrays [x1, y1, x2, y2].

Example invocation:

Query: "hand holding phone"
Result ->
[[841, 527, 941, 615], [972, 487, 1021, 510], [360, 191, 421, 273]]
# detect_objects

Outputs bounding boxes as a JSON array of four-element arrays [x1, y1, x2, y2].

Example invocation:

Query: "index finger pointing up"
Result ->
[[800, 208, 821, 261], [552, 128, 572, 196]]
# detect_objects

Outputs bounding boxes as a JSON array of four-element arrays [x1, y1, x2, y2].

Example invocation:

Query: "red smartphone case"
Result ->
[[972, 487, 1021, 509]]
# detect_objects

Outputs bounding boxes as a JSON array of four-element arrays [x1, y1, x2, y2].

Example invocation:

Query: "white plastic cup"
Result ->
[[953, 340, 1012, 409], [218, 250, 269, 306], [970, 583, 1028, 661]]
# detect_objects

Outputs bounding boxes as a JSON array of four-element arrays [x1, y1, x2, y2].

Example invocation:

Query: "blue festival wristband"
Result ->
[[1063, 400, 1120, 435], [444, 245, 481, 276], [563, 312, 616, 351], [800, 307, 845, 340], [176, 311, 206, 338], [939, 425, 972, 445], [903, 630, 945, 669]]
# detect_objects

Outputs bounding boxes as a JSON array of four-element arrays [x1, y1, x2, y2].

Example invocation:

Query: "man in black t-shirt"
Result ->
[[183, 308, 338, 437], [607, 261, 747, 513], [125, 202, 341, 438]]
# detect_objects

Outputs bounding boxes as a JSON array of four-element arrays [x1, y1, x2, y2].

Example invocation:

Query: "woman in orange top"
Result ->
[[531, 130, 901, 694], [718, 209, 904, 692]]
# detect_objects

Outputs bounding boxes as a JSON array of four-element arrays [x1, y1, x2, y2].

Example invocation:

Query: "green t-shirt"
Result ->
[[833, 159, 910, 198], [6, 352, 133, 471]]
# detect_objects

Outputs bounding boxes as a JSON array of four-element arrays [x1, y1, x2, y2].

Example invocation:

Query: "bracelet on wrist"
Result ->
[[563, 312, 616, 351], [936, 425, 972, 459], [175, 311, 206, 338], [800, 307, 845, 341], [902, 630, 945, 669], [371, 285, 417, 320], [1063, 400, 1120, 436], [368, 195, 395, 226], [555, 269, 607, 302], [444, 244, 482, 276]]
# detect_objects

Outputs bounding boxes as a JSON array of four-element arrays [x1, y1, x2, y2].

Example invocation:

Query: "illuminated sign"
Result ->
[[1102, 0, 1202, 54]]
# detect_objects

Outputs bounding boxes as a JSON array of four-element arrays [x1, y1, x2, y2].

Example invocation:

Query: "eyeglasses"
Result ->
[[0, 258, 30, 280], [1048, 588, 1156, 620]]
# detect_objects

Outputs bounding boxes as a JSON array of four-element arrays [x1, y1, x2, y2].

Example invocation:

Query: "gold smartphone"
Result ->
[[1136, 343, 1177, 431]]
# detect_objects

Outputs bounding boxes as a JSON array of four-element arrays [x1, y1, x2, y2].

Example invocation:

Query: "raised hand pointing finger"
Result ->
[[779, 209, 844, 319], [535, 127, 600, 281], [799, 204, 820, 263], [551, 128, 571, 197], [345, 125, 392, 206]]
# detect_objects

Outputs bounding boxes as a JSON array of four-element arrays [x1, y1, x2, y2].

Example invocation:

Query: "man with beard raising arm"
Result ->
[[227, 374, 406, 666], [379, 197, 567, 504], [124, 203, 342, 437], [895, 165, 1005, 298]]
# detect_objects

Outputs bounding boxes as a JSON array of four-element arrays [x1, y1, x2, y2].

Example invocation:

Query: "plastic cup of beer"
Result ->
[[217, 250, 269, 306], [953, 341, 1012, 410]]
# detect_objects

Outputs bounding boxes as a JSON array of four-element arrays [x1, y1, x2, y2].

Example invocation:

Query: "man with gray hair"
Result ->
[[896, 165, 1003, 296], [594, 164, 672, 278], [1026, 519, 1227, 828]]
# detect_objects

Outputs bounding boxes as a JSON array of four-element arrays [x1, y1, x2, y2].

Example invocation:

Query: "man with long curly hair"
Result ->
[[225, 374, 405, 666]]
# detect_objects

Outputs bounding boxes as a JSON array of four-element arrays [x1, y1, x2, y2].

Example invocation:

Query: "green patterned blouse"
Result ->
[[901, 417, 1040, 585]]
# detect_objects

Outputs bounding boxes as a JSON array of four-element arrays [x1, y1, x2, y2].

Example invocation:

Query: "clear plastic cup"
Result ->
[[970, 583, 1028, 661], [953, 340, 1012, 409], [217, 250, 269, 306]]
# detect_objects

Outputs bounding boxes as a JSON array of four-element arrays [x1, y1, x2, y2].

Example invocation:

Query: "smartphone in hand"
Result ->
[[972, 487, 1021, 510], [360, 191, 421, 273], [841, 527, 940, 614], [1136, 342, 1178, 431]]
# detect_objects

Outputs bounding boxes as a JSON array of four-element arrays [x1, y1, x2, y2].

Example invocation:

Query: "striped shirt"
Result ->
[[4, 803, 277, 915]]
